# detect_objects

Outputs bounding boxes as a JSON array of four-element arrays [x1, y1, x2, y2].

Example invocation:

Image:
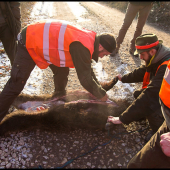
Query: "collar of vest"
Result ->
[[146, 57, 170, 74]]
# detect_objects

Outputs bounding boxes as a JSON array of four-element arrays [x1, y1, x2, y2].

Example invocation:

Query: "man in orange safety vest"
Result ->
[[127, 61, 170, 168], [107, 33, 170, 142], [0, 19, 117, 122]]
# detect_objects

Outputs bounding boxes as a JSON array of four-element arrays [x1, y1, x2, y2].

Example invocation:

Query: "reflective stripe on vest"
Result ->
[[159, 61, 170, 108], [43, 21, 52, 65], [58, 22, 67, 67], [26, 20, 96, 69], [142, 60, 170, 89]]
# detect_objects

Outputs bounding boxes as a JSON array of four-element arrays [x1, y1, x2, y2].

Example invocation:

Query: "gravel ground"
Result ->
[[0, 2, 170, 169]]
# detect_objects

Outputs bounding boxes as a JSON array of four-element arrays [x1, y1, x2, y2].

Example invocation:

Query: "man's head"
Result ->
[[134, 33, 162, 66], [98, 33, 116, 58]]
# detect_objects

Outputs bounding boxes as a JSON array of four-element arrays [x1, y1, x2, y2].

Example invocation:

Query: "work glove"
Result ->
[[100, 76, 118, 91]]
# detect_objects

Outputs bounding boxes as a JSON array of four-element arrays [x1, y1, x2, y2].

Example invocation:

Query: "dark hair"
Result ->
[[99, 33, 116, 53], [154, 44, 160, 51]]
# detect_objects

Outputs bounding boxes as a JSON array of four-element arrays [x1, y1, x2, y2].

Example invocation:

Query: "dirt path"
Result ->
[[0, 2, 169, 169], [82, 2, 170, 45]]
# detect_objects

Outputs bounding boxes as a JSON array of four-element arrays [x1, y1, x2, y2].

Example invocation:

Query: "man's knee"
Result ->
[[147, 109, 165, 133], [10, 63, 31, 93]]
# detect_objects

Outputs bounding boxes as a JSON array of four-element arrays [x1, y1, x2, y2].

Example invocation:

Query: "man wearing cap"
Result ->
[[127, 61, 170, 168], [0, 19, 116, 122], [107, 33, 170, 141]]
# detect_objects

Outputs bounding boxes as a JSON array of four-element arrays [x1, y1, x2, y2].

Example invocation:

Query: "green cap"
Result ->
[[134, 33, 163, 55]]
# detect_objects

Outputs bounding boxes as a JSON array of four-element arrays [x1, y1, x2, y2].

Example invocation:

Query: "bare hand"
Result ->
[[107, 116, 122, 124], [100, 94, 108, 102], [160, 132, 170, 157], [117, 74, 122, 81]]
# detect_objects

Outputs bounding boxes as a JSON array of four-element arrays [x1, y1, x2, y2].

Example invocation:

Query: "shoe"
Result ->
[[110, 50, 117, 57], [145, 130, 155, 143], [129, 48, 139, 57], [115, 44, 120, 53], [110, 44, 120, 57], [52, 90, 66, 98]]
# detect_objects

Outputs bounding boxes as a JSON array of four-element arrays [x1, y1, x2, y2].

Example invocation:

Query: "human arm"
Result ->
[[160, 132, 170, 157], [90, 65, 108, 101], [120, 65, 146, 83], [69, 42, 106, 100], [100, 94, 108, 102], [119, 64, 167, 125], [104, 65, 146, 89]]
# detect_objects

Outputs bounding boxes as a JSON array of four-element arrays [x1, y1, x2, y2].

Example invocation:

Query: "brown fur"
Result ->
[[0, 90, 130, 136]]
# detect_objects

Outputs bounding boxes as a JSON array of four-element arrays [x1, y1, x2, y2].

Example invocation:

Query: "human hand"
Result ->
[[107, 116, 122, 124], [160, 132, 170, 157], [100, 94, 108, 102], [117, 74, 122, 81]]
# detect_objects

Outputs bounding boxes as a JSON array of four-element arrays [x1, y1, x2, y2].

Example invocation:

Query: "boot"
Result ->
[[52, 90, 66, 99], [115, 44, 120, 53], [129, 48, 139, 57], [110, 44, 120, 57]]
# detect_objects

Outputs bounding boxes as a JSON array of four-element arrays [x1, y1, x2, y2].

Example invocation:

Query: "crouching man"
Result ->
[[0, 19, 116, 122], [108, 33, 170, 141], [127, 60, 170, 168]]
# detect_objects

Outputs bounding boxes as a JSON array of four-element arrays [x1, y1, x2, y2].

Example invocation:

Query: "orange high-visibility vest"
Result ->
[[159, 61, 170, 108], [26, 20, 96, 69], [142, 60, 170, 89], [142, 72, 150, 89]]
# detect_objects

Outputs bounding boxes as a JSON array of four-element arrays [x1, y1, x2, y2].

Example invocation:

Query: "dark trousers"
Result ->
[[116, 3, 152, 50], [0, 42, 69, 122], [133, 89, 164, 133], [128, 121, 170, 168], [49, 65, 69, 93], [0, 24, 17, 66]]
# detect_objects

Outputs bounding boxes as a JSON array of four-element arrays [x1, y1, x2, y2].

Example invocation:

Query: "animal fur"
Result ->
[[0, 90, 130, 136]]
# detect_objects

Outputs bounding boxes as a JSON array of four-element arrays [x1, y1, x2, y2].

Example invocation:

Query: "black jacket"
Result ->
[[0, 1, 21, 38], [119, 44, 170, 124], [69, 38, 106, 99]]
